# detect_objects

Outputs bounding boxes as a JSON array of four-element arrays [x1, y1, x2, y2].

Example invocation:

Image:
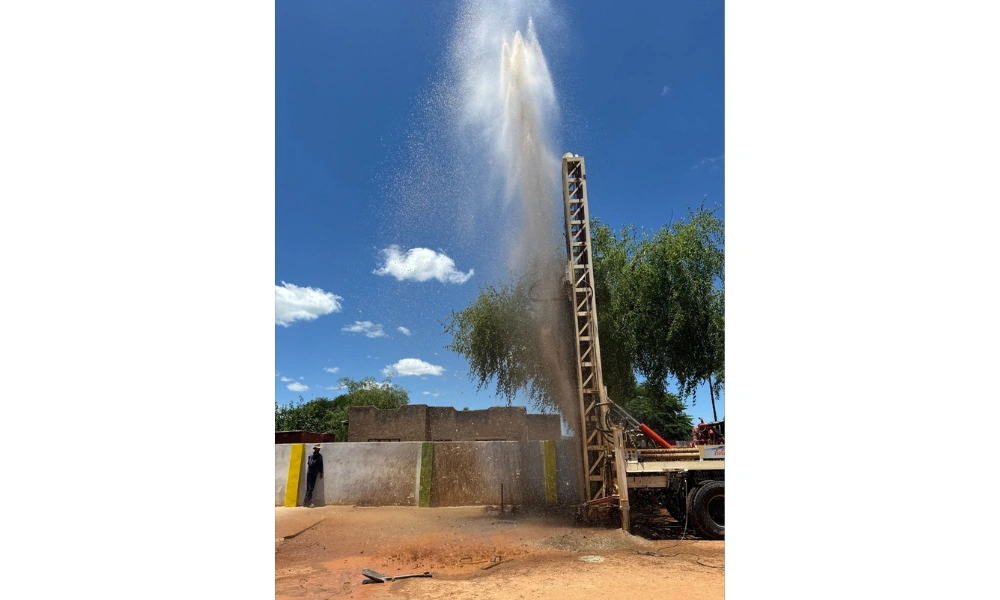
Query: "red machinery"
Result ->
[[691, 418, 725, 446]]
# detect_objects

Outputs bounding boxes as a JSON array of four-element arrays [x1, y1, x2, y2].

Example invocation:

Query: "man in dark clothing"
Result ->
[[304, 444, 324, 507]]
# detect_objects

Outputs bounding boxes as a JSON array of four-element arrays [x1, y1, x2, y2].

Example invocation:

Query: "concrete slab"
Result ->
[[430, 441, 546, 507], [313, 442, 423, 506]]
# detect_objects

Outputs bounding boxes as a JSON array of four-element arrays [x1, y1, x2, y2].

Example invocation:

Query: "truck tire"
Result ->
[[689, 480, 724, 540], [686, 485, 700, 516]]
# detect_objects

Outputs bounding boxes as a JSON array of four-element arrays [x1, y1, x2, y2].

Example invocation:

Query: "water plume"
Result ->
[[386, 0, 580, 440], [447, 1, 578, 436]]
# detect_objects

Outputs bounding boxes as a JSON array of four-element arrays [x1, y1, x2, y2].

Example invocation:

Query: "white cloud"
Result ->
[[398, 326, 412, 336], [373, 246, 474, 284], [287, 382, 308, 392], [661, 85, 671, 96], [275, 281, 343, 326], [325, 385, 347, 391], [383, 358, 446, 378], [324, 367, 340, 374], [342, 321, 386, 338], [422, 391, 430, 395], [280, 376, 293, 382], [692, 155, 725, 170]]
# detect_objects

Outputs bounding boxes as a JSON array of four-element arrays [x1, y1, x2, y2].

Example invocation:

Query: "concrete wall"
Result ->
[[526, 414, 561, 441], [348, 405, 428, 442], [555, 438, 587, 504], [429, 441, 545, 506], [349, 404, 563, 442], [311, 442, 423, 506], [275, 444, 294, 506], [275, 439, 583, 508], [429, 406, 526, 441]]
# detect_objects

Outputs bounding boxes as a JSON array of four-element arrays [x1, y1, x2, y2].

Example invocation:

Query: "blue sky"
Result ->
[[276, 0, 725, 428]]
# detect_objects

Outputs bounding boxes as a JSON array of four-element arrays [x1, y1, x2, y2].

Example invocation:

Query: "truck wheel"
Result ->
[[686, 485, 700, 516], [689, 481, 724, 540]]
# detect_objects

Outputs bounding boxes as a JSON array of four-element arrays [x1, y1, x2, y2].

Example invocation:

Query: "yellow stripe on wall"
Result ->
[[418, 442, 433, 508], [543, 440, 558, 505], [284, 443, 305, 507]]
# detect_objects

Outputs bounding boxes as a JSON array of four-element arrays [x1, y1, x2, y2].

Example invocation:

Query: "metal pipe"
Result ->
[[638, 423, 674, 449]]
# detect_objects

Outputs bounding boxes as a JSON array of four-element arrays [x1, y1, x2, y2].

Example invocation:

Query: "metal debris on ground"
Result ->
[[634, 548, 725, 570], [361, 568, 433, 584]]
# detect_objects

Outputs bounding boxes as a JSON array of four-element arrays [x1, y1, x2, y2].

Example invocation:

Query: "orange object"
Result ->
[[638, 423, 673, 449]]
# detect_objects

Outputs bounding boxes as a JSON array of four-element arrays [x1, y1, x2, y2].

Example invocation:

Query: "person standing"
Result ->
[[304, 443, 324, 507]]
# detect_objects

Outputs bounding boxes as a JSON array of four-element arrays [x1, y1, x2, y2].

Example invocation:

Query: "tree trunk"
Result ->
[[709, 375, 717, 422]]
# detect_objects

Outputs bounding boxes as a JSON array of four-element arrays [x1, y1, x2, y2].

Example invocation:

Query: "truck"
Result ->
[[561, 153, 724, 540]]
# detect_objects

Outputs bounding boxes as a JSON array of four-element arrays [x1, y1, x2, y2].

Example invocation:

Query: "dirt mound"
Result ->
[[535, 528, 654, 552]]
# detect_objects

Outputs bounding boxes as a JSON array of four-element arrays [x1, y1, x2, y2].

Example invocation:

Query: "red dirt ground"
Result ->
[[275, 505, 724, 599]]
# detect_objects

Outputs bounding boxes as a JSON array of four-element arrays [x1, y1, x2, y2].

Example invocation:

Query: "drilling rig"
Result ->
[[561, 153, 725, 540]]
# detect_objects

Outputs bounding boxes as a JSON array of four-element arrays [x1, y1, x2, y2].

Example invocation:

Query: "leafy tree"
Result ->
[[442, 267, 576, 410], [621, 381, 694, 442], [336, 376, 410, 409], [443, 203, 724, 424], [593, 201, 725, 417], [631, 202, 724, 405], [274, 376, 410, 441], [591, 221, 642, 405], [275, 396, 339, 433]]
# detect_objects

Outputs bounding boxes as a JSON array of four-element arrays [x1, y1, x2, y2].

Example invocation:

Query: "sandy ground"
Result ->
[[275, 504, 724, 599]]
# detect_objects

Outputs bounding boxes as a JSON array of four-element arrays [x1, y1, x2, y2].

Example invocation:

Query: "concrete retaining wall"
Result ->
[[312, 442, 423, 506], [555, 439, 587, 504], [348, 405, 562, 442], [526, 414, 562, 441], [428, 407, 525, 441], [275, 440, 583, 508], [275, 444, 294, 506], [430, 442, 545, 506], [349, 405, 428, 441]]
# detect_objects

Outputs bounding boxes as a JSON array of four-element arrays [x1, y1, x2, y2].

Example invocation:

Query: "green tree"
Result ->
[[631, 202, 724, 414], [335, 376, 410, 409], [621, 381, 694, 442], [443, 203, 724, 424], [442, 273, 574, 410], [593, 201, 725, 417], [591, 220, 642, 405], [275, 396, 339, 432], [274, 376, 410, 441]]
